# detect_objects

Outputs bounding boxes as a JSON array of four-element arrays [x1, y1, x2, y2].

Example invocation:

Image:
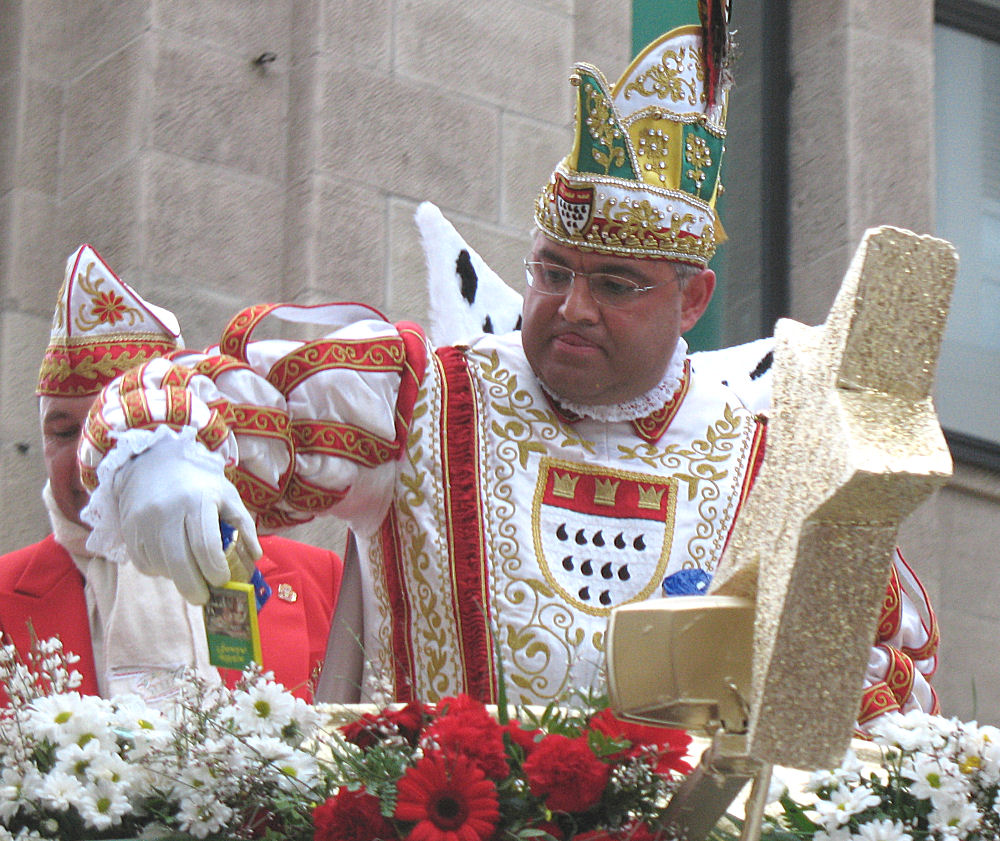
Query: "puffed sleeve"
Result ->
[[857, 548, 940, 731], [80, 302, 429, 551]]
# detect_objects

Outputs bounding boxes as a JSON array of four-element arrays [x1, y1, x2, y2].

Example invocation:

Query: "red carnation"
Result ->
[[503, 719, 543, 758], [343, 701, 429, 748], [574, 822, 656, 841], [526, 820, 564, 840], [313, 787, 395, 841], [587, 709, 692, 775], [423, 695, 509, 779], [522, 733, 610, 813], [394, 752, 500, 841]]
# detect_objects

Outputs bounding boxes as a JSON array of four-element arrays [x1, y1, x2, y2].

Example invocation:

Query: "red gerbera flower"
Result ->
[[423, 695, 509, 779], [522, 733, 609, 813], [587, 709, 692, 775], [394, 753, 499, 841], [313, 786, 395, 841]]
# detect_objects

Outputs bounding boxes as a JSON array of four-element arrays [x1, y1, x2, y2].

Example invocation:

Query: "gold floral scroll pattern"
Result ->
[[391, 366, 456, 701], [267, 337, 406, 396], [474, 350, 597, 705], [80, 411, 115, 492], [617, 403, 750, 572], [284, 473, 347, 514], [37, 345, 163, 392], [227, 464, 284, 511], [685, 134, 712, 188], [195, 407, 231, 454], [291, 418, 394, 468], [219, 303, 283, 361], [160, 363, 200, 391], [73, 262, 143, 331], [583, 83, 626, 175], [51, 280, 68, 332], [189, 355, 255, 383], [599, 198, 697, 254], [635, 123, 672, 188], [621, 45, 704, 107], [230, 404, 292, 443]]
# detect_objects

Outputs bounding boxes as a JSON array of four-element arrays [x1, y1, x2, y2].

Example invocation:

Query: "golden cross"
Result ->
[[711, 226, 957, 768]]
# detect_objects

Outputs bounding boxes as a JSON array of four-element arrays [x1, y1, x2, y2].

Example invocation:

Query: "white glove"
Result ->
[[111, 434, 262, 604]]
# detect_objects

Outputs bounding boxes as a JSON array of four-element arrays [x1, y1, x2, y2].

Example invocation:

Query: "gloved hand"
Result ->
[[111, 435, 262, 604]]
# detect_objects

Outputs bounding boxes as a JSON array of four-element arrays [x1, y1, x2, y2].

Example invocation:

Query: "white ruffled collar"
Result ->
[[540, 338, 688, 422]]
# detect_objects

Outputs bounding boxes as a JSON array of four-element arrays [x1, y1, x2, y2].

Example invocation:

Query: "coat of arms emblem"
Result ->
[[532, 458, 677, 616], [555, 174, 595, 237]]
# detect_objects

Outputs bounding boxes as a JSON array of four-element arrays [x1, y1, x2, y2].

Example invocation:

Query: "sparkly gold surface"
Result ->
[[710, 227, 957, 769]]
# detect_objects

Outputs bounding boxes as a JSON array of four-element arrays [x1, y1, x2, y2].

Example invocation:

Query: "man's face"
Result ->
[[39, 394, 95, 527], [520, 235, 715, 406]]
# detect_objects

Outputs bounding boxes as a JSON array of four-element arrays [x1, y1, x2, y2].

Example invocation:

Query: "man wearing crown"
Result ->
[[76, 2, 937, 724], [0, 245, 345, 703]]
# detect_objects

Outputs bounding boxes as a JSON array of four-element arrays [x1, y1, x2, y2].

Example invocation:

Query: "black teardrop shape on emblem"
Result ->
[[601, 562, 613, 579], [562, 556, 574, 571], [578, 586, 590, 601], [618, 566, 631, 581], [592, 530, 605, 547], [633, 534, 646, 551], [614, 533, 626, 549], [575, 529, 587, 545], [581, 559, 593, 576], [599, 591, 612, 606], [556, 523, 568, 541]]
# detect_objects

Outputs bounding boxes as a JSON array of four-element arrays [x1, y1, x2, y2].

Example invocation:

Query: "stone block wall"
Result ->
[[0, 0, 631, 553]]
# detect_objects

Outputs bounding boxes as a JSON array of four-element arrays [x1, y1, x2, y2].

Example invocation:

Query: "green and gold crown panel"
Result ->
[[567, 65, 638, 180], [535, 21, 731, 267]]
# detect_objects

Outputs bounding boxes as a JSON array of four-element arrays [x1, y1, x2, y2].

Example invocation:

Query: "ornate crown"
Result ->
[[534, 6, 732, 267]]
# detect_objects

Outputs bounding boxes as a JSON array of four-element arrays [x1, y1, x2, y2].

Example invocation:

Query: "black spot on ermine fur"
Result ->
[[456, 250, 478, 305], [750, 351, 773, 380]]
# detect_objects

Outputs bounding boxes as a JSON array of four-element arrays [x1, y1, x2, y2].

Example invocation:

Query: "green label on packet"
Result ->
[[204, 581, 263, 670]]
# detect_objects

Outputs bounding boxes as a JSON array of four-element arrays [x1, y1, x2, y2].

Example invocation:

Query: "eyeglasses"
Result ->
[[523, 260, 660, 309]]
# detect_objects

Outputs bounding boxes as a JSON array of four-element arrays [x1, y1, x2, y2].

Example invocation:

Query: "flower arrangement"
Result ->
[[763, 710, 1000, 841], [7, 635, 999, 841], [0, 636, 692, 841]]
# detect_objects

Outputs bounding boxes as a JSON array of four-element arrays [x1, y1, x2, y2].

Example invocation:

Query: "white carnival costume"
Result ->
[[79, 14, 938, 722]]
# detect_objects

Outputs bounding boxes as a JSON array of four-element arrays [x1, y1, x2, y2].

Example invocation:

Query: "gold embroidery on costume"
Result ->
[[196, 409, 231, 453], [74, 262, 143, 330], [622, 45, 704, 106], [618, 403, 749, 570], [291, 418, 394, 467], [37, 346, 164, 393], [684, 134, 711, 187], [389, 366, 458, 701], [475, 351, 598, 704], [268, 337, 406, 396], [584, 83, 626, 174]]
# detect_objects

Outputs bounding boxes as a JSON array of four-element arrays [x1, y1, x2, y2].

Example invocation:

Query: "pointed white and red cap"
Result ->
[[36, 244, 182, 397]]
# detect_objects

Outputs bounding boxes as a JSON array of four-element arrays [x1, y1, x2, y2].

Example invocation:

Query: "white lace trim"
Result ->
[[82, 426, 228, 564], [541, 338, 688, 422]]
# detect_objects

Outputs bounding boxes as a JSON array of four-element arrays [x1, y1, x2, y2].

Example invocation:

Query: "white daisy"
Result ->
[[854, 817, 913, 841], [808, 783, 881, 829]]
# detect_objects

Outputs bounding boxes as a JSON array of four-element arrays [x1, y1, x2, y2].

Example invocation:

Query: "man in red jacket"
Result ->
[[0, 244, 345, 703]]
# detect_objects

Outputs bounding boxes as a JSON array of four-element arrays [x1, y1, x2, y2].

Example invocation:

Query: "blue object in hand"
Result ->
[[220, 520, 271, 610]]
